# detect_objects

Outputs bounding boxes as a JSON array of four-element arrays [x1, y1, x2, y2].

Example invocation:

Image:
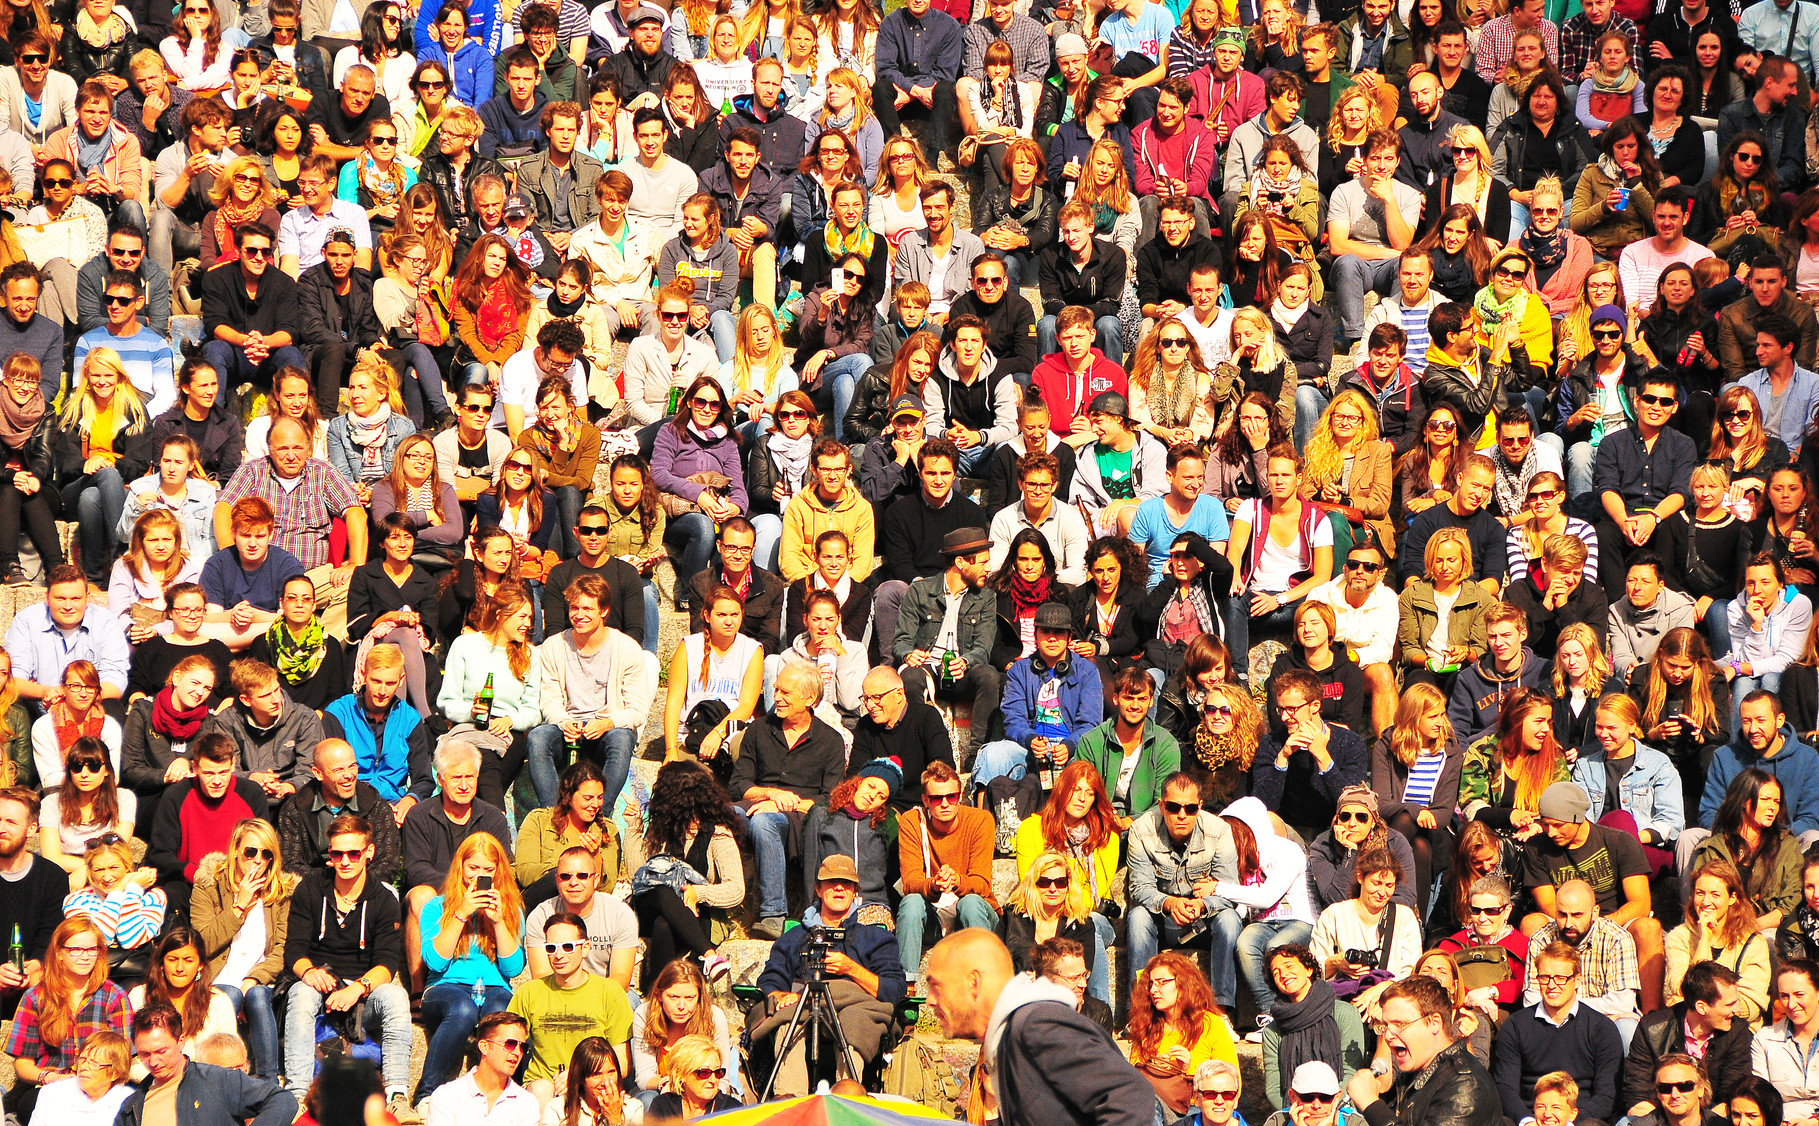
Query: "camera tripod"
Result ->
[[759, 977, 863, 1100]]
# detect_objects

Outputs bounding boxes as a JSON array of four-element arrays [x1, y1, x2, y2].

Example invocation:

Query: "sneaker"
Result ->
[[3, 564, 28, 587], [702, 952, 730, 983], [1244, 1014, 1273, 1044], [387, 1093, 423, 1125], [752, 915, 786, 940]]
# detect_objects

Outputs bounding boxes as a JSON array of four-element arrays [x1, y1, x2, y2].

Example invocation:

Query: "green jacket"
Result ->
[[1333, 13, 1415, 89], [1075, 719, 1181, 819]]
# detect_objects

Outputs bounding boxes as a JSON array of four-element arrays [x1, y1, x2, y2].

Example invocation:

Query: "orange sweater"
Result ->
[[897, 805, 998, 908]]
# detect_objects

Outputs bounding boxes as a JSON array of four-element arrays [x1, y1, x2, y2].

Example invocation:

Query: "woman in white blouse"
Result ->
[[187, 819, 297, 1082], [333, 0, 416, 110], [31, 1031, 134, 1126], [159, 0, 231, 90], [1309, 845, 1423, 1014]]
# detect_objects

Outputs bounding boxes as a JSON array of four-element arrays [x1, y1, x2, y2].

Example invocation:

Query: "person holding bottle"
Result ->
[[437, 582, 544, 809]]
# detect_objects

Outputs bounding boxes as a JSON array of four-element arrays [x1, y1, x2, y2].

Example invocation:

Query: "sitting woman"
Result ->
[[326, 354, 415, 505], [1575, 30, 1646, 133], [1460, 686, 1571, 841], [958, 41, 1033, 187], [629, 761, 741, 993], [336, 118, 416, 236], [30, 1031, 132, 1126], [524, 259, 615, 382], [1394, 402, 1468, 526], [438, 583, 542, 808], [243, 368, 328, 461], [1012, 762, 1119, 1001], [1138, 532, 1230, 687], [601, 455, 665, 655], [1127, 324, 1215, 450], [1433, 872, 1530, 1011], [998, 848, 1107, 1002], [1708, 386, 1788, 517], [623, 280, 720, 431], [1183, 679, 1264, 811], [1412, 204, 1494, 305], [652, 377, 748, 607], [779, 589, 867, 731], [1268, 265, 1332, 431], [1308, 846, 1422, 1009], [514, 760, 621, 911], [1222, 444, 1333, 679], [794, 253, 876, 437], [630, 960, 739, 1101], [187, 818, 294, 1081], [1572, 694, 1683, 874], [1066, 536, 1148, 693], [1127, 952, 1238, 1120], [440, 527, 520, 649], [31, 660, 122, 788], [124, 926, 237, 1061], [118, 657, 217, 826], [1256, 944, 1368, 1109], [114, 516, 211, 693], [415, 832, 525, 1105], [1506, 471, 1597, 587], [1485, 28, 1550, 141], [244, 575, 351, 711], [1688, 131, 1784, 260], [0, 354, 66, 585], [1629, 627, 1732, 813], [1428, 820, 1516, 944], [63, 839, 165, 960], [476, 450, 558, 610], [1397, 526, 1490, 700], [450, 233, 534, 393], [1518, 175, 1595, 317], [723, 304, 797, 442], [1306, 784, 1419, 917], [649, 1035, 741, 1118], [200, 155, 282, 270], [1643, 67, 1706, 190], [4, 918, 132, 1107], [55, 346, 147, 585], [1723, 553, 1811, 734], [1369, 684, 1463, 921], [1424, 126, 1511, 250], [973, 138, 1059, 291], [552, 1036, 647, 1125], [367, 433, 463, 566], [1691, 768, 1803, 934], [1267, 602, 1368, 734], [1405, 950, 1492, 1064], [1236, 136, 1321, 265], [1219, 799, 1318, 1020], [1665, 859, 1771, 1023], [1569, 116, 1660, 261], [516, 377, 601, 561], [660, 584, 763, 771], [347, 513, 442, 718], [1551, 622, 1615, 756], [745, 389, 820, 572], [1300, 389, 1394, 564], [657, 193, 739, 364], [815, 761, 898, 917], [40, 737, 135, 890], [987, 527, 1061, 670], [117, 433, 218, 558]]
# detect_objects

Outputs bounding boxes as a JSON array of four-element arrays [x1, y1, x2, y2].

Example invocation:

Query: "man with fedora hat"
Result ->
[[892, 526, 1002, 740], [968, 601, 1104, 799], [748, 852, 906, 1096]]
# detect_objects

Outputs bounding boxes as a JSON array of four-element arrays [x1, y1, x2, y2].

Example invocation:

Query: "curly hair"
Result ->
[[1084, 535, 1150, 589], [828, 774, 889, 827], [644, 760, 741, 856], [1126, 951, 1223, 1065]]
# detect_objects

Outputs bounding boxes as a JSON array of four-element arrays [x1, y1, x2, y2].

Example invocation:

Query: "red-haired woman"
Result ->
[[4, 916, 131, 1118], [1012, 760, 1119, 1001], [449, 232, 533, 393], [1126, 951, 1238, 1117]]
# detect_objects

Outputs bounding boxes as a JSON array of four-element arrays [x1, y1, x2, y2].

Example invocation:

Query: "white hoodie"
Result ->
[[1215, 796, 1317, 924]]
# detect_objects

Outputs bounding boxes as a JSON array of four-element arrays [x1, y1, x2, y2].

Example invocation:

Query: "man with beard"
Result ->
[[1307, 541, 1401, 736], [1395, 72, 1464, 191], [199, 222, 306, 391], [1716, 56, 1806, 193], [1520, 878, 1643, 1036], [0, 789, 72, 1010]]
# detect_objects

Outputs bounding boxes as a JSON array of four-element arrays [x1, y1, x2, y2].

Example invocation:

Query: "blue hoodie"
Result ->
[[1002, 652, 1104, 750], [1700, 724, 1819, 835]]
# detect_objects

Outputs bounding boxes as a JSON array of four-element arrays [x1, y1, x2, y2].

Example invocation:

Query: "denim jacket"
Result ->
[[1570, 740, 1686, 843], [324, 413, 416, 488]]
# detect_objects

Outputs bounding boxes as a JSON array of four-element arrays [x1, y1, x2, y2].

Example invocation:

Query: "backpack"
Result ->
[[1452, 944, 1514, 994], [880, 1034, 965, 1120]]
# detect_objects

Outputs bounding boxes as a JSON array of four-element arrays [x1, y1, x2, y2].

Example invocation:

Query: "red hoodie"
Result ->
[[1028, 348, 1129, 438]]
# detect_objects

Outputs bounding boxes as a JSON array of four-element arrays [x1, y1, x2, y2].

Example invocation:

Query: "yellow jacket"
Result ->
[[778, 482, 876, 582]]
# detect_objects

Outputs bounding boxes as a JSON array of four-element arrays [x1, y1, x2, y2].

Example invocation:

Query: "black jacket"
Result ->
[[1622, 1002, 1753, 1113], [418, 151, 507, 227], [1275, 304, 1334, 389], [247, 35, 331, 107], [59, 23, 132, 86], [1503, 568, 1610, 656], [400, 796, 512, 889], [687, 565, 786, 655], [719, 95, 807, 175], [283, 866, 405, 981], [727, 712, 846, 805], [274, 778, 401, 879], [667, 108, 725, 173], [842, 362, 898, 446], [1038, 238, 1127, 320], [1135, 534, 1233, 676], [944, 290, 1040, 377], [346, 557, 441, 643], [972, 185, 1060, 260], [296, 262, 383, 352], [1490, 112, 1599, 196], [122, 401, 245, 485], [601, 44, 677, 107], [1135, 234, 1221, 310], [1065, 578, 1143, 671], [1358, 1039, 1501, 1126], [879, 491, 986, 583], [992, 979, 1156, 1126]]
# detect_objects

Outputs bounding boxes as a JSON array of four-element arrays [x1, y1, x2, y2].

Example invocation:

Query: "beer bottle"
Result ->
[[8, 923, 21, 974], [474, 674, 495, 726]]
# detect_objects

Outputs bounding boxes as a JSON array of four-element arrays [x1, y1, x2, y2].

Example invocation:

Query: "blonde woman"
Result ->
[[1247, 0, 1302, 72], [691, 16, 752, 108], [1551, 620, 1614, 754], [998, 849, 1108, 1000], [779, 15, 820, 114], [1073, 137, 1141, 274], [1128, 323, 1214, 446], [54, 345, 147, 585], [1521, 174, 1596, 317], [1368, 682, 1461, 919], [652, 1035, 741, 1117], [0, 649, 32, 790], [721, 303, 797, 442], [242, 368, 327, 460], [1554, 261, 1624, 377], [63, 838, 165, 951], [808, 67, 882, 182], [199, 155, 281, 270], [739, 0, 803, 63], [417, 831, 525, 1103], [187, 818, 295, 1080], [1397, 526, 1490, 698], [326, 352, 414, 504], [1571, 693, 1683, 870], [1424, 125, 1510, 246], [4, 918, 131, 1094], [32, 1030, 132, 1125], [1320, 86, 1381, 198], [1301, 389, 1394, 555], [1665, 860, 1770, 1022], [868, 134, 928, 251], [1190, 679, 1262, 809]]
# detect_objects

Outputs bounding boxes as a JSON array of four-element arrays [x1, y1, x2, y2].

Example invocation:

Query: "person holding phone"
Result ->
[[416, 832, 525, 1106]]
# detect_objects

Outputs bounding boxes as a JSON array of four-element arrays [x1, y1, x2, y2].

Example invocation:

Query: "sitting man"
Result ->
[[699, 128, 783, 315], [243, 576, 354, 710], [1592, 369, 1696, 597], [1306, 539, 1402, 738], [150, 96, 233, 273], [321, 644, 434, 823], [477, 49, 549, 158], [146, 732, 271, 917], [1689, 690, 1819, 862], [891, 526, 1002, 732], [1621, 962, 1749, 1119], [988, 451, 1091, 586], [275, 736, 402, 877], [75, 222, 171, 337], [749, 855, 907, 1096], [1076, 667, 1181, 824], [1124, 771, 1240, 1015], [872, 0, 962, 167], [686, 517, 784, 654], [506, 910, 634, 1107], [200, 499, 306, 651], [968, 602, 1104, 799], [1399, 452, 1508, 591], [851, 667, 956, 812], [72, 269, 175, 416], [1327, 129, 1421, 354], [1251, 668, 1370, 837], [42, 80, 143, 226], [197, 657, 323, 805], [400, 743, 512, 990], [1128, 443, 1230, 591], [1135, 195, 1220, 339], [1491, 940, 1625, 1125], [925, 314, 1020, 477], [1525, 877, 1644, 1041], [1501, 534, 1608, 657], [895, 761, 998, 985], [1608, 552, 1698, 684], [776, 441, 875, 587], [946, 254, 1040, 390], [1449, 601, 1552, 743], [523, 845, 639, 989], [2, 561, 129, 706], [531, 572, 654, 813], [198, 221, 307, 392], [874, 440, 987, 657], [122, 1005, 295, 1126], [731, 661, 847, 940], [283, 812, 414, 1114]]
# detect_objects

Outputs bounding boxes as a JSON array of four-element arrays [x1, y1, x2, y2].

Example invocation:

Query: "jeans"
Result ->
[[1331, 255, 1402, 343], [955, 442, 993, 476], [386, 342, 449, 425], [417, 981, 512, 1101], [707, 309, 737, 363], [1565, 441, 1598, 520], [1224, 594, 1301, 685], [745, 805, 829, 917], [896, 892, 999, 981], [285, 979, 412, 1095], [1089, 911, 1112, 1004], [1001, 250, 1036, 291], [217, 982, 279, 1079], [456, 360, 489, 389], [1705, 598, 1732, 660], [1125, 902, 1244, 1012], [202, 340, 309, 393], [825, 352, 872, 440], [62, 467, 125, 582], [751, 513, 783, 573], [526, 722, 637, 810], [1236, 917, 1314, 1012], [149, 204, 200, 272], [640, 578, 660, 655], [1037, 314, 1125, 367], [969, 739, 1035, 793], [871, 75, 958, 158], [1295, 384, 1328, 452], [552, 484, 585, 558], [664, 512, 716, 606]]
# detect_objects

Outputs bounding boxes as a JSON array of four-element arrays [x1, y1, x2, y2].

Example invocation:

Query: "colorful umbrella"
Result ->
[[697, 1092, 953, 1126]]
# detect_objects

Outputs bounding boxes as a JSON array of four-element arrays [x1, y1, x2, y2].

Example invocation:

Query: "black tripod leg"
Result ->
[[763, 991, 815, 1101]]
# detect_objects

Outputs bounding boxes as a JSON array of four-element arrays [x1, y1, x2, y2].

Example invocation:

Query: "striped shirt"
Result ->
[[72, 324, 176, 418], [217, 457, 363, 572], [1402, 750, 1448, 806], [513, 0, 590, 44], [1506, 515, 1600, 586], [62, 885, 167, 950], [1401, 303, 1431, 375]]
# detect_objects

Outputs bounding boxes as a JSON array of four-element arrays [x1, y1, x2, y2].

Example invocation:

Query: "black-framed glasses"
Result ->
[[1161, 801, 1200, 815], [1639, 393, 1676, 406], [1034, 875, 1070, 889], [69, 760, 105, 776], [242, 246, 274, 259], [1344, 559, 1383, 572], [370, 135, 397, 146], [42, 177, 72, 188], [1334, 810, 1371, 824], [1657, 1082, 1698, 1095], [326, 848, 365, 861], [17, 54, 47, 63], [556, 871, 593, 882], [241, 846, 274, 861]]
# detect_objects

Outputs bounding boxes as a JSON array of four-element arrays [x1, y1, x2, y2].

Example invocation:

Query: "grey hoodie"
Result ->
[[195, 690, 325, 786], [985, 972, 1155, 1126], [1609, 588, 1698, 683], [926, 350, 1019, 448]]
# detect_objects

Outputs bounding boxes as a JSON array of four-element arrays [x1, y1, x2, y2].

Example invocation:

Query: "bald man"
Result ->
[[925, 930, 1152, 1126], [850, 666, 956, 812], [1521, 879, 1645, 1042], [1396, 71, 1466, 193], [274, 738, 403, 878]]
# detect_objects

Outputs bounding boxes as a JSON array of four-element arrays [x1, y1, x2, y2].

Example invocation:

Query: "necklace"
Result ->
[[1651, 114, 1681, 135]]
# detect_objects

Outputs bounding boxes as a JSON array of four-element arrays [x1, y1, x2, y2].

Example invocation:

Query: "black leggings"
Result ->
[[1387, 810, 1455, 920], [476, 729, 530, 809], [635, 886, 714, 993]]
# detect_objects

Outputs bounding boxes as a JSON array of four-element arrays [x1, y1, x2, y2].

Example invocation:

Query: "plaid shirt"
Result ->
[[1474, 14, 1561, 81], [1559, 12, 1642, 79], [3, 980, 132, 1069], [218, 457, 363, 572], [960, 13, 1052, 84], [1524, 917, 1640, 1020]]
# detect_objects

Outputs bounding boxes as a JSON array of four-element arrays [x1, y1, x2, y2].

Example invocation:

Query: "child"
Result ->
[[871, 281, 930, 366]]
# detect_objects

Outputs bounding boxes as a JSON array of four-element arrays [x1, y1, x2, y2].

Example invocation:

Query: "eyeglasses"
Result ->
[[1532, 206, 1561, 217], [845, 271, 866, 283], [489, 1038, 526, 1053], [1591, 327, 1623, 340], [232, 172, 263, 184], [1532, 973, 1575, 986], [460, 402, 491, 412], [691, 1068, 728, 1080], [861, 687, 903, 705], [1639, 393, 1677, 407], [1466, 903, 1508, 915], [417, 79, 448, 89], [1344, 559, 1383, 572], [1724, 410, 1755, 422], [556, 871, 593, 882], [505, 460, 533, 471], [776, 408, 810, 420], [242, 246, 273, 259], [1205, 704, 1233, 716], [721, 544, 754, 556], [1034, 876, 1070, 889], [42, 177, 72, 188], [1493, 265, 1529, 280], [924, 791, 962, 806], [63, 944, 102, 957], [1161, 801, 1200, 815], [1334, 810, 1371, 824], [976, 276, 1006, 287], [370, 136, 397, 146], [1159, 337, 1190, 348], [1200, 1090, 1240, 1103], [1332, 411, 1365, 423], [889, 153, 915, 162], [1526, 489, 1562, 502], [1657, 1082, 1699, 1095], [241, 846, 275, 861], [326, 848, 365, 861], [63, 682, 97, 694], [103, 294, 135, 307], [543, 941, 583, 953]]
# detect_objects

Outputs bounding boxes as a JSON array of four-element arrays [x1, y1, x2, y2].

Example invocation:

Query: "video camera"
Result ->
[[802, 926, 848, 983]]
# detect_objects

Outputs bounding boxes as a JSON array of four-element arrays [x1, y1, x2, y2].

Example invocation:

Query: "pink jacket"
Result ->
[[42, 125, 143, 204], [1132, 116, 1220, 204], [1188, 66, 1263, 149], [1529, 230, 1596, 317]]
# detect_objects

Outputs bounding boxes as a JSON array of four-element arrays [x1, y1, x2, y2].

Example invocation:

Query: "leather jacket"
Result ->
[[418, 150, 506, 227], [1360, 1040, 1500, 1126], [2, 413, 55, 498], [58, 22, 133, 87]]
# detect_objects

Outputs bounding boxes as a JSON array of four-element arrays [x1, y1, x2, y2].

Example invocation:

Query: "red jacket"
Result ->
[[1437, 926, 1531, 1007], [1131, 115, 1221, 204], [1028, 348, 1128, 438]]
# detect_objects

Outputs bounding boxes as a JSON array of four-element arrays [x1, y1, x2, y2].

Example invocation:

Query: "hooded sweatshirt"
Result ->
[[657, 234, 740, 316], [1609, 588, 1698, 681], [1447, 647, 1553, 743], [1028, 349, 1129, 440], [1701, 724, 1819, 834], [926, 349, 1019, 447], [195, 692, 325, 787], [984, 972, 1154, 1126], [778, 483, 876, 583]]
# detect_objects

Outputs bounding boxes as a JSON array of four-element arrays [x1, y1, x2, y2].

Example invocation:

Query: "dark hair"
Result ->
[[1730, 1077, 1786, 1126], [475, 1011, 529, 1042], [132, 1003, 185, 1041], [1521, 69, 1567, 117], [102, 268, 142, 298], [1680, 960, 1742, 1007], [0, 262, 39, 292], [1266, 943, 1319, 975], [1428, 301, 1471, 343], [643, 760, 740, 854], [1758, 312, 1803, 350], [989, 526, 1057, 592], [1713, 766, 1790, 899], [233, 221, 276, 250], [192, 732, 236, 765], [543, 910, 589, 939], [254, 102, 312, 157], [1083, 534, 1149, 587], [1655, 183, 1694, 213]]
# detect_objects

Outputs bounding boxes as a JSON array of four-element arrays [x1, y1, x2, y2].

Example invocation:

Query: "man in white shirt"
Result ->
[[495, 320, 586, 438], [1616, 187, 1712, 312], [1347, 249, 1443, 377], [1306, 539, 1402, 736], [988, 450, 1090, 585], [621, 107, 695, 249], [277, 152, 374, 276], [422, 1011, 541, 1126], [521, 845, 643, 987], [1173, 262, 1231, 370]]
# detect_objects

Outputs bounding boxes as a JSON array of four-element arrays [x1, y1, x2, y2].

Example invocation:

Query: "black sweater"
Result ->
[[283, 867, 405, 982], [126, 637, 234, 705], [1491, 1002, 1626, 1124], [346, 559, 442, 644], [944, 291, 1040, 378], [400, 797, 512, 890], [879, 492, 986, 584], [848, 696, 956, 811]]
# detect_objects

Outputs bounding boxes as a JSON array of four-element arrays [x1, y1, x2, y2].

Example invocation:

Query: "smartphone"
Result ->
[[830, 267, 845, 291], [476, 875, 493, 892], [318, 1054, 382, 1126]]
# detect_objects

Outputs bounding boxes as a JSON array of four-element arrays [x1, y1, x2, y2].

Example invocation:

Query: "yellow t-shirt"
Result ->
[[1146, 1011, 1239, 1073], [87, 400, 118, 462]]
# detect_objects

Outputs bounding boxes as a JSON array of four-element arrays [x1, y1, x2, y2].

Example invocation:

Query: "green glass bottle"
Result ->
[[474, 673, 495, 726]]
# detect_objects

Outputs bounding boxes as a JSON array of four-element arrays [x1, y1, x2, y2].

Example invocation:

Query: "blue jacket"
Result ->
[[474, 489, 559, 553], [477, 91, 549, 156], [1701, 724, 1819, 835], [115, 1060, 296, 1126], [322, 692, 433, 804], [1002, 652, 1104, 750], [1571, 741, 1685, 843], [416, 38, 495, 109], [324, 412, 415, 489], [756, 916, 907, 1004], [876, 7, 963, 92], [415, 0, 509, 56]]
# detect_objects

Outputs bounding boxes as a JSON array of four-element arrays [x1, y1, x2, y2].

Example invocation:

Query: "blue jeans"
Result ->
[[1236, 917, 1314, 1012], [744, 806, 828, 917], [527, 722, 637, 810], [1705, 598, 1733, 660], [285, 979, 413, 1095], [664, 512, 715, 606], [1089, 911, 1111, 1004], [1565, 441, 1597, 520], [707, 310, 737, 363], [417, 981, 512, 1101], [1224, 594, 1301, 685], [640, 578, 660, 655], [1126, 902, 1243, 1011], [1037, 314, 1125, 368], [825, 352, 872, 440], [217, 982, 279, 1079], [1731, 672, 1783, 740], [456, 361, 489, 388], [956, 441, 993, 476], [896, 892, 1000, 981], [552, 484, 585, 558], [969, 739, 1032, 794], [751, 513, 783, 573], [1330, 255, 1401, 343], [1295, 384, 1328, 452], [389, 342, 449, 423], [201, 340, 309, 390], [63, 467, 125, 582]]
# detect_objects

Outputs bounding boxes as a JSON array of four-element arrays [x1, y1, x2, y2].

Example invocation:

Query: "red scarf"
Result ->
[[53, 705, 103, 749], [151, 686, 208, 741], [477, 279, 518, 348], [1010, 573, 1051, 618]]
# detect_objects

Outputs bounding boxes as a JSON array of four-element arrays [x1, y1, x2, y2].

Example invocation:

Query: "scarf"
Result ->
[[1091, 201, 1118, 235], [75, 6, 126, 46], [73, 124, 114, 179], [1250, 162, 1303, 204], [1591, 66, 1638, 95], [1194, 729, 1247, 774], [1010, 573, 1051, 617], [1519, 222, 1568, 270], [686, 420, 728, 444], [824, 218, 876, 263], [212, 195, 266, 267], [477, 279, 518, 348], [1473, 284, 1527, 329], [0, 385, 42, 449], [266, 616, 327, 683], [53, 705, 103, 751], [1149, 358, 1199, 429], [547, 288, 586, 319], [1491, 443, 1543, 520], [767, 429, 813, 491], [357, 153, 409, 208], [1502, 63, 1542, 95], [1271, 297, 1308, 336], [1271, 979, 1346, 1092], [150, 686, 208, 741], [346, 403, 393, 480]]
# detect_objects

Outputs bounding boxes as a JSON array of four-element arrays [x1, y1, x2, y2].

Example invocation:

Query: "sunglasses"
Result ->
[[87, 831, 124, 848], [1344, 559, 1383, 572], [1427, 419, 1456, 431], [18, 54, 46, 63], [1638, 393, 1676, 407], [844, 272, 866, 283], [1161, 801, 1201, 815], [1493, 265, 1529, 280], [505, 460, 534, 470], [417, 78, 448, 90], [370, 136, 397, 145], [232, 172, 263, 184], [1466, 903, 1507, 915], [1295, 1094, 1337, 1106], [103, 294, 135, 306], [1723, 410, 1755, 422], [1034, 876, 1070, 889], [1206, 704, 1233, 716], [69, 761, 105, 776], [924, 791, 962, 805], [1738, 151, 1763, 164], [776, 409, 810, 420], [577, 525, 610, 535], [1200, 1090, 1240, 1102], [42, 177, 72, 188], [692, 1068, 728, 1080], [556, 871, 593, 881], [1591, 327, 1623, 340], [1657, 1082, 1698, 1095], [110, 247, 144, 258], [543, 941, 583, 953], [1526, 489, 1562, 502], [1334, 810, 1372, 823], [460, 402, 491, 412], [242, 246, 274, 259], [326, 848, 365, 861], [690, 396, 722, 408], [1159, 337, 1190, 348], [976, 276, 1007, 287], [241, 846, 275, 861], [491, 1038, 526, 1053]]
